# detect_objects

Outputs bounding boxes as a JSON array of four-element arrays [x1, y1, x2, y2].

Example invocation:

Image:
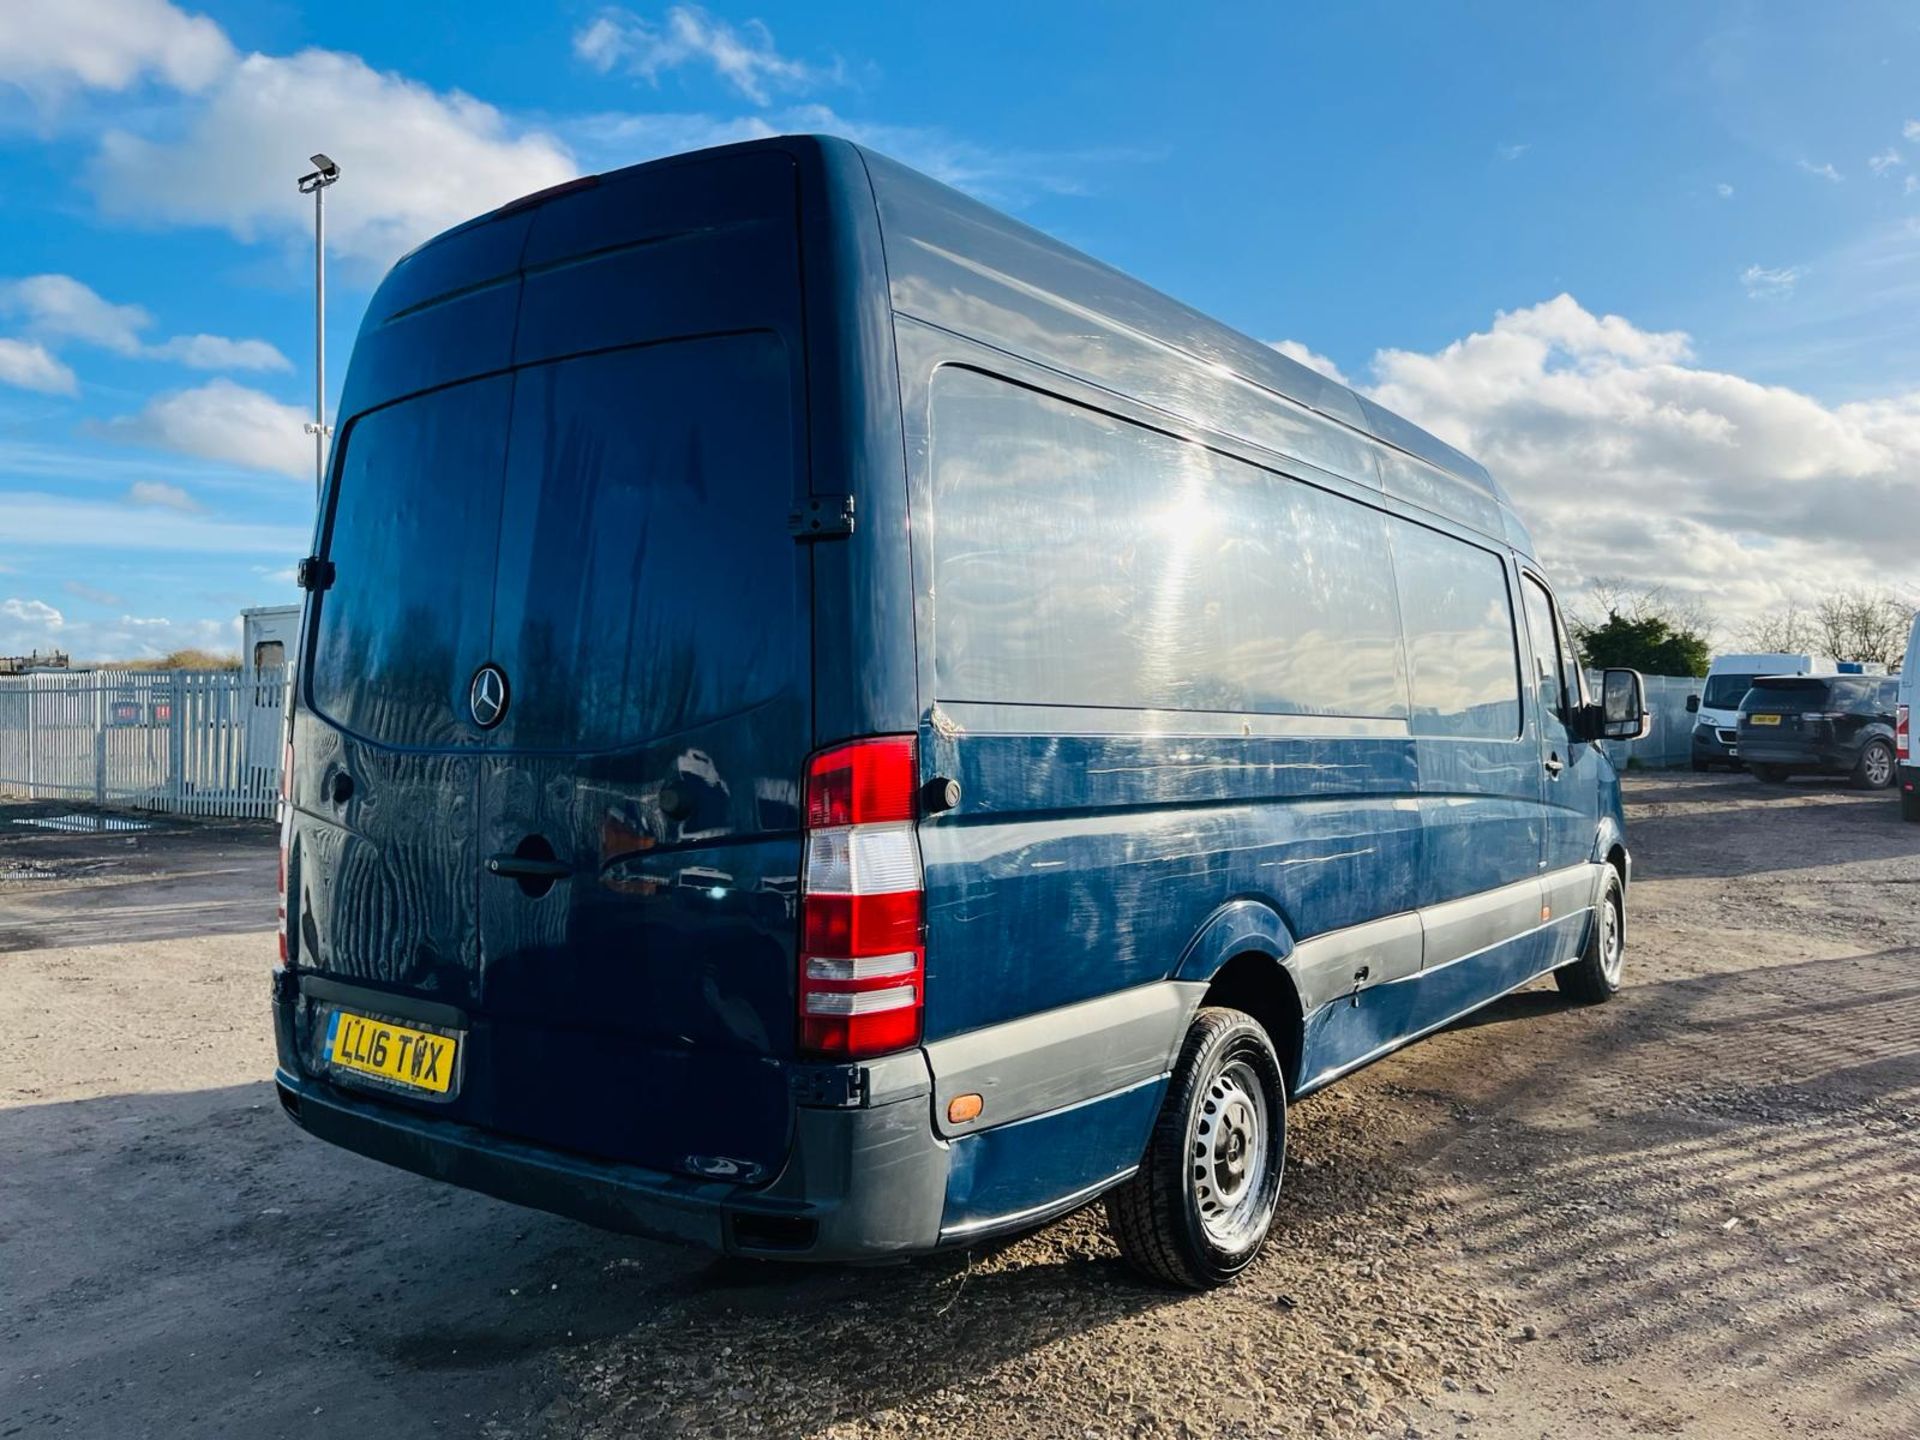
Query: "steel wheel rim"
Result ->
[[1867, 746, 1892, 787], [1191, 1056, 1271, 1250], [1600, 893, 1624, 984]]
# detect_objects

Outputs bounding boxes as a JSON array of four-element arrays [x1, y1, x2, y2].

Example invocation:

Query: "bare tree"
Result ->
[[1813, 588, 1915, 667], [1570, 577, 1714, 644], [1740, 603, 1820, 655]]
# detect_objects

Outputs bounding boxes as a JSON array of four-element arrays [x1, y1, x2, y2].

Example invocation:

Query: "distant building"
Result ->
[[241, 606, 300, 680], [0, 649, 71, 675]]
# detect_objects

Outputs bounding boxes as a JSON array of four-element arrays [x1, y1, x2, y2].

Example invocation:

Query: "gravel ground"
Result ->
[[1, 774, 1915, 1439]]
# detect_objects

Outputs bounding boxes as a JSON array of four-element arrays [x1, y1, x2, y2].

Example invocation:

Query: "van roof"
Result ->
[[412, 134, 1530, 552]]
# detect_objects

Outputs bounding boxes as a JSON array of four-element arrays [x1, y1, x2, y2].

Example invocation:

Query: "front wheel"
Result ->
[[1752, 764, 1789, 783], [1107, 1007, 1286, 1289], [1853, 739, 1895, 791], [1556, 867, 1625, 1004]]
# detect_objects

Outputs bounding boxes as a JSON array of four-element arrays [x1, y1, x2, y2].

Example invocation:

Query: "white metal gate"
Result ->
[[0, 668, 287, 820]]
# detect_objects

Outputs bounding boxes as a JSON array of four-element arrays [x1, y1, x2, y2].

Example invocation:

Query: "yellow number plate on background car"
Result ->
[[326, 1010, 458, 1094], [1751, 714, 1783, 726]]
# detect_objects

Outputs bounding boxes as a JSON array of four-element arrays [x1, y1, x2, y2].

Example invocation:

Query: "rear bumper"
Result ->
[[274, 1061, 952, 1260], [271, 970, 952, 1260], [1735, 739, 1852, 773]]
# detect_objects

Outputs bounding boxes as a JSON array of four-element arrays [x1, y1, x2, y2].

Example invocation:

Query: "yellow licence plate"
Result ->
[[1751, 713, 1783, 726], [326, 1010, 458, 1094]]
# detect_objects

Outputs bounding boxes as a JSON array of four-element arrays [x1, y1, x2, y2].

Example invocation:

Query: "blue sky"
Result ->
[[2, 0, 1918, 659]]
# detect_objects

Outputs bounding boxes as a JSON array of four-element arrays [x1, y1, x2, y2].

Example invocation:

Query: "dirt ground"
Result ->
[[1, 774, 1915, 1439]]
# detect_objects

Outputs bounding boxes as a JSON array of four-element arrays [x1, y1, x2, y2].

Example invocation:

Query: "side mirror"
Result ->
[[1685, 694, 1700, 714], [1600, 668, 1650, 741]]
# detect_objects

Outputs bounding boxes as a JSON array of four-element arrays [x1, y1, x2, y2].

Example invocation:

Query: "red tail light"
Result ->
[[798, 736, 923, 1058], [276, 742, 292, 969], [1899, 704, 1910, 762]]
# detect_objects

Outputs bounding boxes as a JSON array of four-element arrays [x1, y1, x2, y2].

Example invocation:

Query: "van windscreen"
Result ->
[[310, 332, 799, 752]]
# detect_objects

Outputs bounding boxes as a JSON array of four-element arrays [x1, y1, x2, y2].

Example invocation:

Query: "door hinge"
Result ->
[[295, 555, 336, 591], [789, 493, 855, 541]]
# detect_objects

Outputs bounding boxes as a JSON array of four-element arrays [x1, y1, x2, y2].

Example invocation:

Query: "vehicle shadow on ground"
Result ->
[[1407, 944, 1920, 1415], [0, 1076, 1189, 1439]]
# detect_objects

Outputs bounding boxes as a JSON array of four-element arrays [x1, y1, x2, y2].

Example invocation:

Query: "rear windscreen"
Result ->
[[1745, 679, 1833, 712], [310, 332, 799, 751]]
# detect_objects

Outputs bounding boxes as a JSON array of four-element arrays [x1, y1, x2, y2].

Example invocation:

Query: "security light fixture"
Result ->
[[297, 153, 342, 495]]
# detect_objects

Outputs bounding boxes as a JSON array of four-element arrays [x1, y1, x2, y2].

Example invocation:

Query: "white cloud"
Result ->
[[1716, 182, 1734, 199], [1266, 339, 1351, 387], [0, 339, 78, 395], [0, 490, 307, 554], [1908, 174, 1920, 197], [102, 378, 309, 478], [571, 104, 1139, 207], [1, 273, 290, 371], [574, 6, 842, 106], [144, 334, 290, 370], [90, 47, 578, 268], [64, 579, 125, 607], [0, 0, 233, 100], [1, 597, 64, 629], [1869, 148, 1904, 176], [0, 595, 238, 662], [1496, 142, 1530, 162], [1740, 263, 1805, 299], [1906, 120, 1920, 143], [1362, 295, 1920, 631], [3, 273, 148, 351], [126, 479, 199, 511], [1798, 159, 1843, 183]]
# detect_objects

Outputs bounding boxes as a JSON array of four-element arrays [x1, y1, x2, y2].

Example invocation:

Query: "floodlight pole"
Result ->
[[297, 155, 341, 498]]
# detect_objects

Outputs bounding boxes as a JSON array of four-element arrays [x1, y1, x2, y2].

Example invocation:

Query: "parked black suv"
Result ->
[[1737, 675, 1898, 788]]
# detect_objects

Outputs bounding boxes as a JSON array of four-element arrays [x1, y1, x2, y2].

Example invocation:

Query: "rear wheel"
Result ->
[[1753, 764, 1789, 783], [1556, 868, 1624, 1005], [1903, 787, 1920, 823], [1853, 739, 1895, 791], [1107, 1007, 1286, 1289]]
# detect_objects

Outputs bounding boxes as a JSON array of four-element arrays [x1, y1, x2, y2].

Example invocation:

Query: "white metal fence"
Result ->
[[1592, 670, 1698, 771], [0, 668, 287, 820]]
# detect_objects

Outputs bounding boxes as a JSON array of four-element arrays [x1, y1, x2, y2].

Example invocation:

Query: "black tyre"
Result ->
[[1852, 739, 1895, 791], [1903, 786, 1920, 823], [1690, 759, 1709, 773], [1752, 764, 1789, 783], [1555, 867, 1625, 1005], [1107, 1007, 1286, 1289]]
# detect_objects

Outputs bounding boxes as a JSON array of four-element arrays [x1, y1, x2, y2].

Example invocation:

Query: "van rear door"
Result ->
[[297, 151, 811, 1185]]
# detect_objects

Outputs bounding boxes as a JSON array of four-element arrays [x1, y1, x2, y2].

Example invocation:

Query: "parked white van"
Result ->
[[1689, 654, 1837, 771], [1899, 617, 1918, 821]]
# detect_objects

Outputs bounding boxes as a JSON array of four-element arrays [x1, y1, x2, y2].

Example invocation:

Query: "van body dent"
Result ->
[[272, 138, 1640, 1285]]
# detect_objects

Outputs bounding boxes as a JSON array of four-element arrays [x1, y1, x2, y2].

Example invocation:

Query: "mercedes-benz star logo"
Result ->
[[468, 664, 509, 729]]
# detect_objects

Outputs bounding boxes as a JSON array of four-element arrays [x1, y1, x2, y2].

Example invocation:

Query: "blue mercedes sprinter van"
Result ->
[[273, 136, 1648, 1288]]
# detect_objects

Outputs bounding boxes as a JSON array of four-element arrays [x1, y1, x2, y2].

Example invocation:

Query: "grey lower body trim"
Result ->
[[938, 1166, 1139, 1241], [1288, 909, 1422, 1011], [1293, 913, 1588, 1097], [926, 979, 1205, 1138]]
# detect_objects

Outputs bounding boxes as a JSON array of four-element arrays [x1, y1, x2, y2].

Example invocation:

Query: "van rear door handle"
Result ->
[[486, 855, 572, 880], [1543, 753, 1565, 777]]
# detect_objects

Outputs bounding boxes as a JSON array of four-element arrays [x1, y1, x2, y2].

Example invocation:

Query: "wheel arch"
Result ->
[[1173, 900, 1305, 1094]]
